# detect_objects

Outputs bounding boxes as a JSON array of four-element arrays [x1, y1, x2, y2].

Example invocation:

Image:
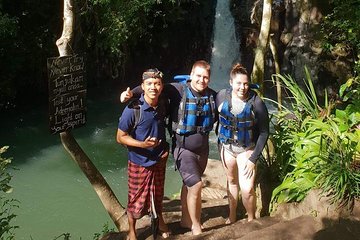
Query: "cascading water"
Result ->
[[210, 0, 240, 91], [207, 1, 241, 159]]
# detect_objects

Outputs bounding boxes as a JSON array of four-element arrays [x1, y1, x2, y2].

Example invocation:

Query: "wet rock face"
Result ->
[[232, 0, 353, 98]]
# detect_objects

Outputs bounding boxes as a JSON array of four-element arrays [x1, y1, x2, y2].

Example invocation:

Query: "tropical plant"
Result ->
[[266, 67, 327, 180], [0, 146, 18, 239], [314, 115, 360, 206], [92, 222, 115, 240], [53, 233, 71, 240], [321, 0, 360, 53], [270, 68, 360, 209]]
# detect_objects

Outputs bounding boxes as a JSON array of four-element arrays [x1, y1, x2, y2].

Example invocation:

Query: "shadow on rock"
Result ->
[[313, 218, 360, 240]]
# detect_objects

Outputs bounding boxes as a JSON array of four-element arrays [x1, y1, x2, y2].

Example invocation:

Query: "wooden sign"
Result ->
[[47, 55, 86, 134]]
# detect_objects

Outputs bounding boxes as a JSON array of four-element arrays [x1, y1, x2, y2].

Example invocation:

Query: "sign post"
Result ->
[[47, 55, 86, 134]]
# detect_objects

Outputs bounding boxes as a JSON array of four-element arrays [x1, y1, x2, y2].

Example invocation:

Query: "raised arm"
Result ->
[[119, 86, 143, 103], [120, 87, 132, 103]]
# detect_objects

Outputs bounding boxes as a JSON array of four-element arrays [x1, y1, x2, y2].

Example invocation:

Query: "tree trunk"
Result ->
[[251, 0, 272, 94], [269, 33, 282, 110], [56, 0, 127, 231], [59, 132, 127, 231]]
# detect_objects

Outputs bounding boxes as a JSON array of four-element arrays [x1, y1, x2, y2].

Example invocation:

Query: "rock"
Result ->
[[101, 160, 360, 240]]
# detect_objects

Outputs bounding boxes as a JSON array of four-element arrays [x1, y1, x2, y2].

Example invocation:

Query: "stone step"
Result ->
[[236, 215, 321, 240], [100, 159, 360, 240]]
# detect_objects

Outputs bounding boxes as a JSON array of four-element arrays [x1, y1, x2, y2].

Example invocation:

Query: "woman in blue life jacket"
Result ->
[[216, 63, 269, 223]]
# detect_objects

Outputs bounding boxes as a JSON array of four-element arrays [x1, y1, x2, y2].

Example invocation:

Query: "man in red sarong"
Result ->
[[116, 68, 170, 240]]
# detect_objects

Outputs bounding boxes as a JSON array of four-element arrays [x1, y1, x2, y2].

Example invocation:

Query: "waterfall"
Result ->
[[210, 0, 240, 91]]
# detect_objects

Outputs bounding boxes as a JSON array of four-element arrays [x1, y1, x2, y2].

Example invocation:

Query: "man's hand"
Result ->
[[120, 87, 133, 103], [160, 149, 169, 160], [142, 136, 162, 148]]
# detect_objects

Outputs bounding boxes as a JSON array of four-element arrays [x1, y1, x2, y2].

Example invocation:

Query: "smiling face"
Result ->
[[230, 73, 250, 101], [141, 77, 163, 105], [190, 66, 210, 93]]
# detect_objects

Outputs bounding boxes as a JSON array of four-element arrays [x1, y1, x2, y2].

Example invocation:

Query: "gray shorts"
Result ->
[[174, 147, 208, 187]]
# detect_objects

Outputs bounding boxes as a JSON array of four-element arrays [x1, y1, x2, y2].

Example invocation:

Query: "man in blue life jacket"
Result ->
[[120, 60, 217, 235]]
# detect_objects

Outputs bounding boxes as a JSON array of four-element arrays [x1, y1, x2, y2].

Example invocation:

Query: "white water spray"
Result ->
[[210, 0, 240, 91]]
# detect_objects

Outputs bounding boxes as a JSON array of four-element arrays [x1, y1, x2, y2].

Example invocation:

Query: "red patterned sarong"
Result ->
[[127, 159, 167, 219]]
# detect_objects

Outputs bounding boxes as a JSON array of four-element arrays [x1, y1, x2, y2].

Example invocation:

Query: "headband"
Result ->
[[142, 68, 163, 80]]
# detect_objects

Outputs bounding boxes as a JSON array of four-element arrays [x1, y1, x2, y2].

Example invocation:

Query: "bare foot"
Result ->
[[191, 225, 203, 236], [159, 224, 171, 239], [159, 230, 171, 239], [225, 218, 235, 225], [126, 232, 137, 240]]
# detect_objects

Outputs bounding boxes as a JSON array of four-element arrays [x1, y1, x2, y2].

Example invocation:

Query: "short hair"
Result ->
[[142, 68, 164, 81], [191, 60, 211, 76], [230, 63, 250, 81]]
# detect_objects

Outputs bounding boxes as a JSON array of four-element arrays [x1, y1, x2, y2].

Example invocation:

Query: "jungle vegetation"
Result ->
[[268, 0, 360, 209], [0, 0, 359, 239]]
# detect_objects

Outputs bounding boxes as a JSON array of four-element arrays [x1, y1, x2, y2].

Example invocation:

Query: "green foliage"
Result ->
[[321, 0, 360, 53], [0, 146, 19, 239], [53, 233, 71, 240], [92, 222, 115, 240], [0, 12, 17, 40], [270, 69, 360, 209], [314, 117, 360, 206], [0, 9, 19, 109], [266, 67, 329, 181], [277, 67, 324, 119], [0, 0, 61, 108], [0, 0, 208, 108], [51, 222, 115, 240], [80, 0, 181, 55], [339, 76, 360, 123]]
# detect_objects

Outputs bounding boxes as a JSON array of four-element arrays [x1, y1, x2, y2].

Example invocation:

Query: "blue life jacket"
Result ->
[[175, 84, 216, 135], [173, 75, 190, 83], [218, 89, 256, 147]]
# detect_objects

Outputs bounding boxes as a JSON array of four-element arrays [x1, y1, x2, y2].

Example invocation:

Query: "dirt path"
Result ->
[[101, 159, 360, 240]]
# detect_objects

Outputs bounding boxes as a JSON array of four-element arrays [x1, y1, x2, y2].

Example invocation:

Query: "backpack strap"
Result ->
[[247, 90, 257, 111], [128, 99, 142, 135], [158, 95, 172, 137], [225, 88, 232, 109], [215, 88, 232, 136]]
